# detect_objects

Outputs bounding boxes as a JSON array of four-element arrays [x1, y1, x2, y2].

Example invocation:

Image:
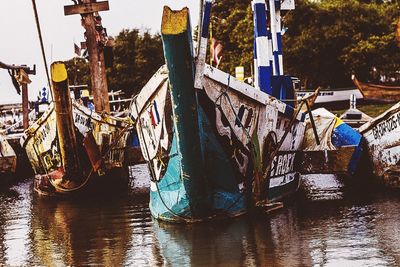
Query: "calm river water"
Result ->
[[0, 165, 399, 266]]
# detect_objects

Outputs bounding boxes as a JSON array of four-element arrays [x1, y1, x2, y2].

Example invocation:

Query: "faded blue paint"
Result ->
[[259, 66, 273, 94], [254, 3, 268, 37], [150, 107, 247, 222], [149, 135, 192, 221], [331, 122, 363, 174], [332, 123, 362, 147]]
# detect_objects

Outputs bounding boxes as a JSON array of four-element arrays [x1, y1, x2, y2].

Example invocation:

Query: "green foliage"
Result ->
[[107, 30, 164, 96], [66, 0, 400, 94], [211, 1, 254, 75], [65, 57, 91, 88], [210, 0, 400, 87], [66, 29, 164, 97]]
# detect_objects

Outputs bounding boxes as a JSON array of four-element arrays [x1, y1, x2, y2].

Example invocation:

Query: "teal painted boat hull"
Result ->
[[131, 7, 305, 223], [149, 106, 247, 222]]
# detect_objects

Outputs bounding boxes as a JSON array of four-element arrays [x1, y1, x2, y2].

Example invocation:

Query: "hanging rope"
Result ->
[[49, 121, 131, 193], [31, 0, 53, 98]]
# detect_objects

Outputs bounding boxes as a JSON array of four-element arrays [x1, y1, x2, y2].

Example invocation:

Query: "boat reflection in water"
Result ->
[[151, 174, 400, 266], [30, 195, 135, 266], [0, 171, 397, 266]]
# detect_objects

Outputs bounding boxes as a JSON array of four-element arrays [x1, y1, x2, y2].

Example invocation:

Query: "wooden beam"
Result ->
[[50, 62, 81, 182], [0, 61, 35, 74], [80, 0, 110, 113], [21, 84, 29, 130], [80, 42, 87, 50], [64, 1, 109, 16]]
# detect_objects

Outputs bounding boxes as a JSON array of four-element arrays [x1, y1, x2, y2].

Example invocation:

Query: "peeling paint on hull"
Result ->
[[22, 102, 130, 196], [359, 102, 400, 188]]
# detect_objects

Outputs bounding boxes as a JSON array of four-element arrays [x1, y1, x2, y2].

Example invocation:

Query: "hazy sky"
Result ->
[[0, 1, 199, 104]]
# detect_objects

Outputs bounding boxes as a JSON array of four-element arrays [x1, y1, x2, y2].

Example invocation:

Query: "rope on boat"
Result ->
[[31, 0, 52, 97], [134, 78, 248, 223], [133, 95, 201, 223], [48, 123, 131, 193]]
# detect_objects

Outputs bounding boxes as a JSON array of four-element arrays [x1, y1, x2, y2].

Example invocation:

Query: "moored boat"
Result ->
[[296, 87, 363, 108], [358, 102, 400, 188], [0, 133, 17, 183], [130, 2, 306, 222], [352, 75, 400, 103], [22, 62, 131, 196], [339, 94, 372, 129], [300, 108, 363, 175]]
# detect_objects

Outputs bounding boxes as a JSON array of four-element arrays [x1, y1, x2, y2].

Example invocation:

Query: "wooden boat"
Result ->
[[129, 3, 306, 222], [0, 133, 17, 183], [296, 87, 363, 107], [352, 75, 400, 103], [339, 94, 372, 129], [300, 108, 363, 175], [22, 62, 131, 196], [358, 102, 400, 188]]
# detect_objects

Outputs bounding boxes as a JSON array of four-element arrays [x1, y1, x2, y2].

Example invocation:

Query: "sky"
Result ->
[[0, 1, 199, 104]]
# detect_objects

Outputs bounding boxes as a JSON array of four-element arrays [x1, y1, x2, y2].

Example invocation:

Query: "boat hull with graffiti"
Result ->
[[359, 102, 400, 188], [131, 66, 305, 222], [21, 102, 130, 196], [130, 4, 306, 222]]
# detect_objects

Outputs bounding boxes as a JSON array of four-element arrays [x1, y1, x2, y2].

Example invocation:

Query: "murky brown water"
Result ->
[[0, 166, 399, 266]]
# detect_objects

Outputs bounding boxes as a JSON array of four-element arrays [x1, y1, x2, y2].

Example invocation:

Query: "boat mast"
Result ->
[[31, 0, 52, 93], [268, 0, 283, 76], [64, 0, 111, 114], [194, 0, 213, 89], [252, 0, 273, 94], [252, 0, 295, 101]]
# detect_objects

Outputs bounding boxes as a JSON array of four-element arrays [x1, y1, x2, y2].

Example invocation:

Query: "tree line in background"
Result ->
[[66, 0, 400, 97], [65, 29, 164, 97]]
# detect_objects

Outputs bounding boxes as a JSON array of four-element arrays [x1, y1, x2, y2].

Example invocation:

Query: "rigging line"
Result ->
[[31, 0, 53, 98]]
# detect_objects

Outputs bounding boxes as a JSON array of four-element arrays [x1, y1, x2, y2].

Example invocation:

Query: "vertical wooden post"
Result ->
[[51, 62, 81, 182], [79, 0, 110, 114], [21, 83, 29, 130]]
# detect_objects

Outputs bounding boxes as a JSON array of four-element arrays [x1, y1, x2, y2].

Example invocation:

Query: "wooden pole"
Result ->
[[80, 0, 110, 114], [21, 83, 29, 130], [50, 62, 81, 182]]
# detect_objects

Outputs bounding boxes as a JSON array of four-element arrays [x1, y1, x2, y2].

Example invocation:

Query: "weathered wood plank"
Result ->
[[64, 1, 109, 16]]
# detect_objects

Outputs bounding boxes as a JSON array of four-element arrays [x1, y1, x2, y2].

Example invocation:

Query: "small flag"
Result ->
[[74, 43, 81, 56], [211, 38, 223, 67], [39, 87, 48, 103]]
